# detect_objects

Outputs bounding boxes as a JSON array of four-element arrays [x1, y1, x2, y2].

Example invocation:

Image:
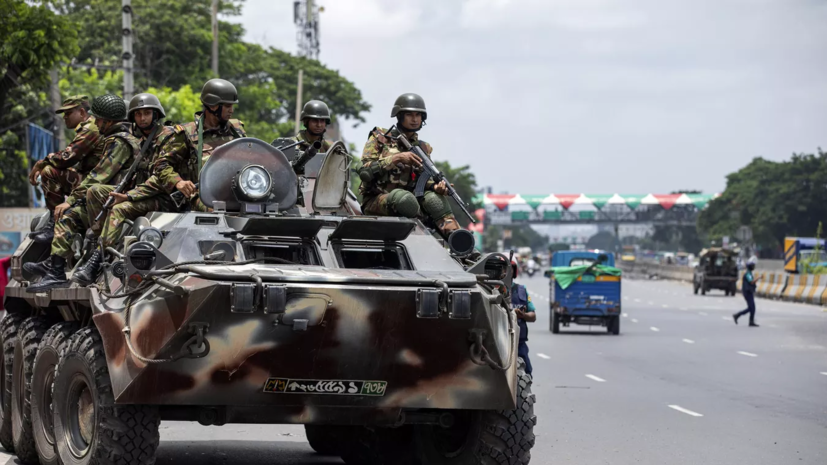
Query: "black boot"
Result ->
[[26, 256, 69, 293], [29, 215, 56, 244], [72, 249, 103, 286], [22, 257, 52, 277]]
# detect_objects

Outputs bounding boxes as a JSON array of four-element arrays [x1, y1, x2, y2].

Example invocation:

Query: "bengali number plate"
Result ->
[[263, 378, 388, 396]]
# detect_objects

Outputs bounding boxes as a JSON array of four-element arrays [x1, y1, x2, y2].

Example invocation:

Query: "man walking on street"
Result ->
[[733, 259, 761, 327]]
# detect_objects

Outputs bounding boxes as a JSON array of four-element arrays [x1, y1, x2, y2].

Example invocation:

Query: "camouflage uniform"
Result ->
[[39, 116, 104, 210], [152, 114, 246, 211], [51, 123, 140, 259], [86, 124, 177, 248], [294, 129, 332, 153], [359, 127, 459, 233]]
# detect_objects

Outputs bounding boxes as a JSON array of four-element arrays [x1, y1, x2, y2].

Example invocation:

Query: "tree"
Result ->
[[434, 161, 479, 227], [482, 225, 548, 253], [698, 150, 827, 252]]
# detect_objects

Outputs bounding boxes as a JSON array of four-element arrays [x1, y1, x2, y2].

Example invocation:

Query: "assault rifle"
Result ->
[[94, 124, 162, 222], [291, 140, 323, 175], [170, 182, 199, 210], [385, 127, 476, 224]]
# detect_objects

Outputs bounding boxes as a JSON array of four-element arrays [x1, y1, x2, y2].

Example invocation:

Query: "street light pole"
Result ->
[[211, 0, 219, 75], [294, 69, 303, 135], [121, 0, 134, 100]]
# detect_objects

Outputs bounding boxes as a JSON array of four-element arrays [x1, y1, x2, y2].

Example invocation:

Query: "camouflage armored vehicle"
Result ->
[[1, 137, 536, 464]]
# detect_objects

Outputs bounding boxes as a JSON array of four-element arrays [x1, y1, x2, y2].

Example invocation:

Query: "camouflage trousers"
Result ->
[[40, 164, 82, 210], [51, 205, 89, 259], [86, 185, 177, 248], [362, 189, 460, 235]]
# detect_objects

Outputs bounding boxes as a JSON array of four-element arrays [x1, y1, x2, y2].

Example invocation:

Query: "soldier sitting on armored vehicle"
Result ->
[[25, 94, 141, 293], [77, 93, 177, 285], [152, 78, 246, 212], [27, 95, 104, 245], [359, 93, 461, 239], [295, 100, 333, 153]]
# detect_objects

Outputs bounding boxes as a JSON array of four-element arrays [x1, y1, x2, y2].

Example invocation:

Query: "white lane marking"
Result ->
[[699, 312, 708, 316], [622, 313, 628, 318], [648, 301, 654, 305], [821, 372, 827, 376], [634, 298, 641, 303], [680, 307, 688, 311], [631, 319, 638, 323], [683, 339, 695, 344], [737, 351, 758, 357], [668, 405, 704, 417], [650, 327, 660, 332], [722, 316, 730, 321], [662, 304, 669, 308], [537, 353, 551, 360], [585, 374, 606, 383]]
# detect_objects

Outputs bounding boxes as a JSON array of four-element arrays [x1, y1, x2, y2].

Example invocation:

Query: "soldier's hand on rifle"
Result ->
[[391, 151, 422, 169], [434, 180, 451, 195], [175, 180, 197, 198], [28, 159, 47, 186], [54, 202, 70, 221], [109, 192, 129, 205]]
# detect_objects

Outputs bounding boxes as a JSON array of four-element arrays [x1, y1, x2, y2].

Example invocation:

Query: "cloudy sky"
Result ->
[[238, 0, 827, 195]]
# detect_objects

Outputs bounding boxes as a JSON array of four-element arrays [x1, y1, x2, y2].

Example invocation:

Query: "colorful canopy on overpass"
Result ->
[[474, 193, 720, 211]]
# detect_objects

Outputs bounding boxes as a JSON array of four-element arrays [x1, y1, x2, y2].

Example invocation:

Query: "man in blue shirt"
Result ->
[[733, 259, 761, 327], [511, 262, 537, 375]]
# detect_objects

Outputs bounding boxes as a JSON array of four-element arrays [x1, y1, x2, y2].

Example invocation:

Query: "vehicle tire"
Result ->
[[609, 316, 620, 335], [53, 327, 160, 465], [724, 288, 729, 296], [32, 322, 79, 465], [305, 424, 350, 456], [411, 359, 536, 464], [12, 316, 53, 464], [701, 286, 707, 295], [693, 282, 699, 295], [551, 311, 560, 334], [340, 425, 415, 465], [0, 313, 25, 452]]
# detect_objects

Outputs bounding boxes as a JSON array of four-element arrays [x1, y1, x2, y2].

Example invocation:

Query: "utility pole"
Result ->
[[294, 69, 303, 135], [49, 69, 65, 148], [121, 0, 134, 100], [211, 0, 219, 75]]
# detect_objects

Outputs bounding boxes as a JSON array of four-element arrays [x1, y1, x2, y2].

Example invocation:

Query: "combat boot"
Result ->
[[26, 256, 69, 293], [22, 258, 52, 277], [72, 249, 103, 286], [29, 215, 55, 244]]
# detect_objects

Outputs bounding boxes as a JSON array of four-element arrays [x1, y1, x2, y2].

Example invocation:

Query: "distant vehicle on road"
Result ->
[[784, 237, 827, 273], [694, 247, 739, 295], [546, 250, 622, 335]]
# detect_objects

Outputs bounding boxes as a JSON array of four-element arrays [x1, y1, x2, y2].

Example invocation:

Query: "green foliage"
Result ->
[[434, 160, 480, 227], [698, 150, 827, 251], [800, 222, 827, 274], [144, 85, 202, 125], [59, 67, 123, 99], [0, 131, 30, 206], [483, 225, 548, 253]]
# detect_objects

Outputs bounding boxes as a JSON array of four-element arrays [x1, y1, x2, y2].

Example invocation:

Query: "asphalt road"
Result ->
[[2, 277, 825, 464]]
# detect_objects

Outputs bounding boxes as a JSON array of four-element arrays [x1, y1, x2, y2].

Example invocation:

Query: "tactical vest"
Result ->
[[511, 284, 529, 342], [104, 131, 141, 187]]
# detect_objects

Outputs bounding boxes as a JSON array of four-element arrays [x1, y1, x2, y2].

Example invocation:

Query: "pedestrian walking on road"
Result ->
[[511, 262, 537, 375], [733, 259, 761, 327]]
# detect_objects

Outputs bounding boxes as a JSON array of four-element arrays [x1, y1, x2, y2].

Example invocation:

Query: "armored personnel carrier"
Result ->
[[2, 138, 535, 464]]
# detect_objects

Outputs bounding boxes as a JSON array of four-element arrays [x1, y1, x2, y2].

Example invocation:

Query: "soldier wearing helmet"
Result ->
[[359, 93, 461, 238], [27, 95, 105, 245], [26, 94, 142, 292], [152, 79, 246, 210], [74, 93, 183, 285], [293, 100, 333, 153]]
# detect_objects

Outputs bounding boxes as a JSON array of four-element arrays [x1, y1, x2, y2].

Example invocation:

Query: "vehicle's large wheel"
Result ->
[[0, 313, 25, 452], [701, 285, 707, 295], [305, 424, 351, 456], [551, 311, 560, 334], [607, 316, 620, 335], [411, 359, 536, 464], [693, 281, 699, 295], [340, 425, 415, 465], [12, 316, 53, 464], [53, 327, 160, 465], [32, 322, 79, 465]]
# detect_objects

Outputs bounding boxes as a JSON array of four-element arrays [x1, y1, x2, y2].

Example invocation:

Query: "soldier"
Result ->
[[75, 93, 175, 285], [152, 79, 246, 209], [26, 95, 140, 293], [27, 95, 104, 244], [359, 93, 460, 238], [294, 100, 333, 153]]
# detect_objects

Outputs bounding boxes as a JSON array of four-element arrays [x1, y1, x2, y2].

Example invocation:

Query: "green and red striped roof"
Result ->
[[475, 193, 719, 211]]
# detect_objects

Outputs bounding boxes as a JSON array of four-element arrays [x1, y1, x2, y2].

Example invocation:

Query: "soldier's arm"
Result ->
[[44, 122, 101, 169], [124, 175, 167, 201], [360, 131, 396, 174], [151, 130, 190, 194], [66, 139, 132, 205]]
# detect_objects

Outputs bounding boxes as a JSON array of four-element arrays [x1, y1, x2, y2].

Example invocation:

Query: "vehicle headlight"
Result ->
[[234, 165, 271, 201], [137, 227, 164, 249]]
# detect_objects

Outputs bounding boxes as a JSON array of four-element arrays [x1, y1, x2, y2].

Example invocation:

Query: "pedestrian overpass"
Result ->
[[472, 193, 718, 227]]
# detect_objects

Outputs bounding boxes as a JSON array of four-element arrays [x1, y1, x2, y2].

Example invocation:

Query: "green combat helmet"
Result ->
[[200, 79, 239, 106], [300, 100, 331, 124], [391, 93, 427, 121], [89, 94, 128, 121], [128, 93, 166, 122]]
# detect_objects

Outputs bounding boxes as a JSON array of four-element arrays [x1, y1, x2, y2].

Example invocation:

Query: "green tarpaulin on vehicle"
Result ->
[[549, 265, 622, 290]]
